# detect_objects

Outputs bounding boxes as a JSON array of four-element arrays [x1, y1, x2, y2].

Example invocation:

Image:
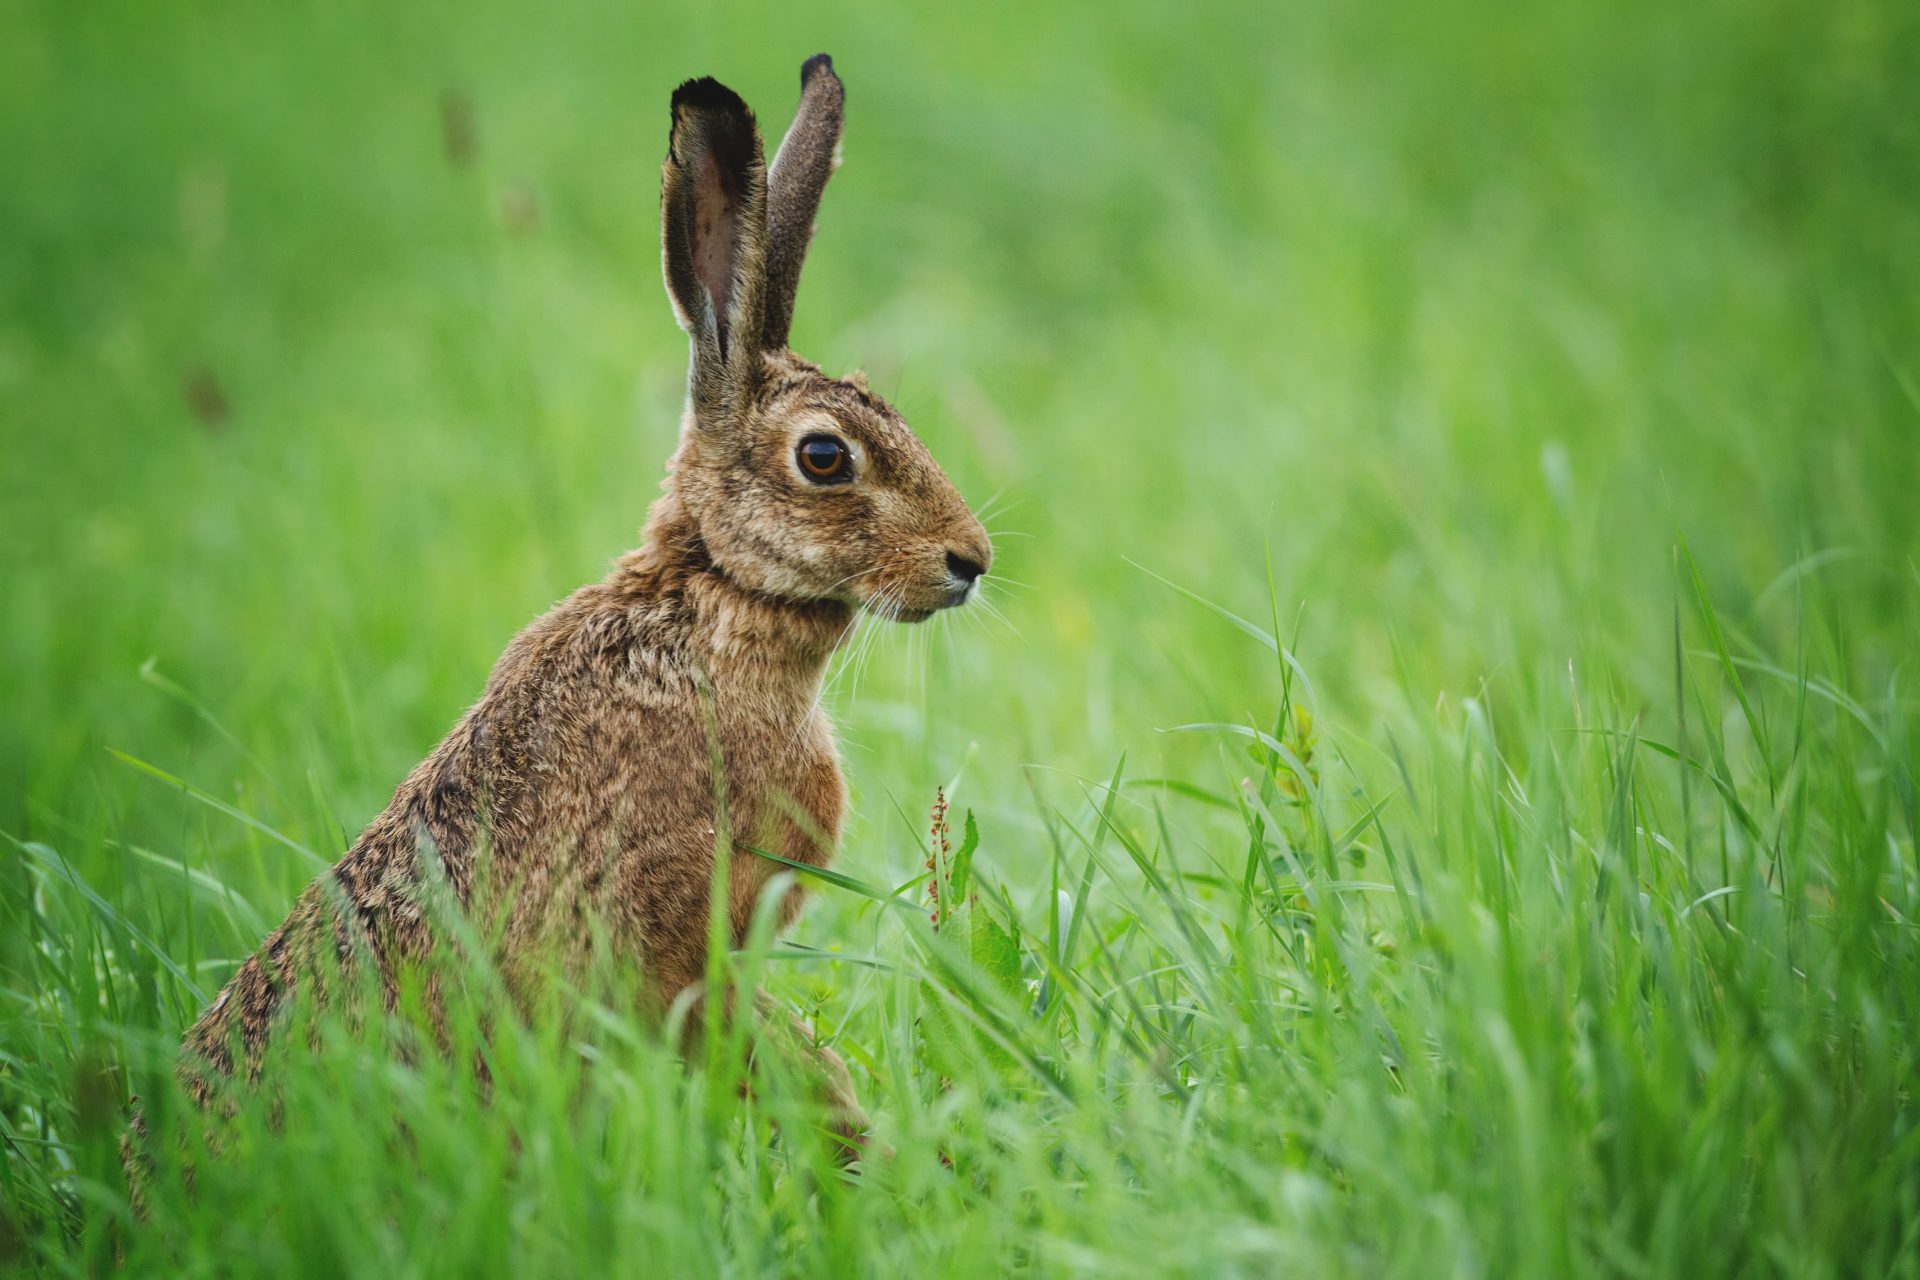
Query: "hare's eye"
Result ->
[[796, 434, 853, 484]]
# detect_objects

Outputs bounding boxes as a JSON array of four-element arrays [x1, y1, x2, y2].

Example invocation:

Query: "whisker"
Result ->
[[974, 592, 1023, 641], [976, 493, 1028, 525], [824, 590, 884, 701], [789, 601, 865, 748], [817, 564, 883, 598], [844, 583, 897, 705], [972, 487, 1015, 524]]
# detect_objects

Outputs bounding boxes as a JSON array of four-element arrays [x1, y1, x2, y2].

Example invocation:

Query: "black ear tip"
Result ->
[[800, 53, 836, 87], [671, 75, 751, 118]]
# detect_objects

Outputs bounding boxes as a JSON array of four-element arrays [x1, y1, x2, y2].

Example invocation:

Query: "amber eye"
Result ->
[[796, 434, 853, 484]]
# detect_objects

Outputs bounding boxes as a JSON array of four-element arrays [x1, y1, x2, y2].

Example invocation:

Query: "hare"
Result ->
[[170, 54, 990, 1146]]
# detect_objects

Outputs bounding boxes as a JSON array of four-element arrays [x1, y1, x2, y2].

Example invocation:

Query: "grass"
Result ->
[[4, 0, 1919, 1273]]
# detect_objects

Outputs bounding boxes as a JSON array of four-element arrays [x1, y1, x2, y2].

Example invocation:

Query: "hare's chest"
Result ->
[[711, 701, 844, 940], [720, 703, 845, 867]]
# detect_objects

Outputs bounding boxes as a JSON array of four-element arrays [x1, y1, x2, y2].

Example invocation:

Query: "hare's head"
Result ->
[[658, 57, 990, 623]]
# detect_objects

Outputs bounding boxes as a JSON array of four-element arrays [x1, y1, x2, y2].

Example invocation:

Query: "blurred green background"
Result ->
[[3, 0, 1918, 1273]]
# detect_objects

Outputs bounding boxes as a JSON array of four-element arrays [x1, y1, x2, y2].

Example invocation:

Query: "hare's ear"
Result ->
[[661, 77, 769, 404], [761, 54, 845, 351]]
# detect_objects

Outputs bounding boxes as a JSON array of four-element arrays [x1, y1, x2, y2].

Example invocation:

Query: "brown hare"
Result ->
[[171, 54, 990, 1148]]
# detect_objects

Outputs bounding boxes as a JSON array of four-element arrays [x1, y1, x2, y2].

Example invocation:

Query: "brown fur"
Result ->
[[172, 55, 989, 1145]]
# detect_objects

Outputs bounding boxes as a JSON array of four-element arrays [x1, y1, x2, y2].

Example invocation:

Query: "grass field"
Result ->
[[4, 0, 1920, 1274]]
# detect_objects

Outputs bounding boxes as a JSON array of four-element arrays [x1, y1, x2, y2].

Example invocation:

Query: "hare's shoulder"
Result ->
[[486, 575, 697, 695], [461, 576, 705, 798]]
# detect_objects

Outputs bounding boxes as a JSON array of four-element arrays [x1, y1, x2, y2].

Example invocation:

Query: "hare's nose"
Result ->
[[945, 549, 987, 586]]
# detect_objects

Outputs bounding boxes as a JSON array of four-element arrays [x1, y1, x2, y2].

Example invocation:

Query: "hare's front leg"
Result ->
[[751, 992, 871, 1160], [657, 960, 873, 1162]]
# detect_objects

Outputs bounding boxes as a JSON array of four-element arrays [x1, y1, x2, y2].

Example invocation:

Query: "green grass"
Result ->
[[4, 0, 1919, 1274]]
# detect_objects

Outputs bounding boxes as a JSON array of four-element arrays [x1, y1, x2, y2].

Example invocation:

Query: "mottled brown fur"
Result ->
[[171, 55, 989, 1146]]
